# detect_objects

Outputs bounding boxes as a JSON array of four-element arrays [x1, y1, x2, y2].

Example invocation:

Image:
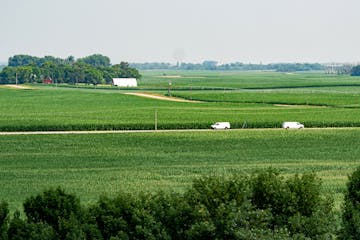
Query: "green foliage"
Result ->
[[1, 54, 141, 85], [251, 170, 336, 238], [0, 202, 9, 240], [251, 170, 324, 225], [7, 211, 56, 240], [0, 67, 16, 84], [340, 166, 360, 239], [8, 211, 31, 240], [351, 65, 360, 76], [78, 54, 111, 67], [90, 194, 169, 240], [183, 171, 335, 239], [23, 187, 82, 238], [85, 170, 336, 239]]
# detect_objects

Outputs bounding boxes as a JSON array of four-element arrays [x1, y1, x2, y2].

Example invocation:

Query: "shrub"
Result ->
[[0, 202, 9, 240], [181, 170, 336, 239], [23, 187, 83, 239], [90, 194, 169, 240], [250, 169, 336, 239], [7, 211, 56, 240], [340, 166, 360, 239]]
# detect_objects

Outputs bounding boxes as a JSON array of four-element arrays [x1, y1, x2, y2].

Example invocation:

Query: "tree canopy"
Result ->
[[0, 169, 339, 239], [0, 54, 141, 85], [350, 65, 360, 76], [77, 54, 111, 67]]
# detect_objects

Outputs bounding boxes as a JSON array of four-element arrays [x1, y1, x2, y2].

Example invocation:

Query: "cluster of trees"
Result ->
[[130, 61, 325, 72], [4, 168, 360, 239], [324, 64, 354, 75], [351, 65, 360, 76], [0, 54, 141, 85]]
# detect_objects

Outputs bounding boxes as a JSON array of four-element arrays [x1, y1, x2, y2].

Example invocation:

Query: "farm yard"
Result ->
[[1, 70, 360, 212]]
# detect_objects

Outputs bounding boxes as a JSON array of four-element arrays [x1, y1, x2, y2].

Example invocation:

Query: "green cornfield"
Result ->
[[0, 129, 359, 211]]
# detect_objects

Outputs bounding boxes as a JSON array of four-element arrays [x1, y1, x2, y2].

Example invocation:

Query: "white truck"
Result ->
[[211, 122, 230, 130], [282, 122, 304, 129]]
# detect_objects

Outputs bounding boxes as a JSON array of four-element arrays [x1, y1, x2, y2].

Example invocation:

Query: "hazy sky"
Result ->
[[1, 0, 360, 64]]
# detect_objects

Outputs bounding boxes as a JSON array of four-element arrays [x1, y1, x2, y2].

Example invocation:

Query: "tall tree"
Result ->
[[77, 54, 111, 67], [8, 55, 39, 67]]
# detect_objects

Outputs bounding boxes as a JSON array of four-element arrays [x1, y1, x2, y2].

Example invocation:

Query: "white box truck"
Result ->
[[211, 122, 230, 130], [282, 122, 304, 129]]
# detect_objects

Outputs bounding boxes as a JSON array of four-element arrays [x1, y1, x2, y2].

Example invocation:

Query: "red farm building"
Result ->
[[42, 78, 53, 84]]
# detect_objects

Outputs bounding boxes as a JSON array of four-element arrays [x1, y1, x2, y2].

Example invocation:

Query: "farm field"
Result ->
[[1, 86, 360, 130], [2, 71, 360, 213], [2, 70, 360, 130], [171, 90, 360, 107], [1, 129, 359, 211], [138, 70, 360, 89]]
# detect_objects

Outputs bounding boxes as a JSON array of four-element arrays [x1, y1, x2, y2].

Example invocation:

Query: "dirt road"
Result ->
[[3, 84, 33, 89], [124, 92, 200, 102]]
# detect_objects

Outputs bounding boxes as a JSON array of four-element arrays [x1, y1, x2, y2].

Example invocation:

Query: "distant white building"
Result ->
[[112, 78, 137, 87]]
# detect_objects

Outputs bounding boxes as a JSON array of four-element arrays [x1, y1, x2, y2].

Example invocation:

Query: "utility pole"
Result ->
[[168, 80, 172, 97], [154, 108, 158, 131]]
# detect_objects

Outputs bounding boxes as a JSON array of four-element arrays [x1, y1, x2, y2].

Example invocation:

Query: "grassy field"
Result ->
[[2, 72, 360, 130], [2, 71, 360, 212], [171, 90, 360, 107], [138, 70, 360, 89], [1, 129, 359, 211]]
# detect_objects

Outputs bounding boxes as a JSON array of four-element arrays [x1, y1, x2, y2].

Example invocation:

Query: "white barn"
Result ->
[[112, 78, 138, 87]]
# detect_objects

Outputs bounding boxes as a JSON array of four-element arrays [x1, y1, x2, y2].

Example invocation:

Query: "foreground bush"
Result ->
[[0, 169, 338, 239], [340, 166, 360, 239], [0, 201, 9, 240]]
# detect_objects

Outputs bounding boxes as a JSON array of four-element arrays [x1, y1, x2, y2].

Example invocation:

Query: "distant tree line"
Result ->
[[130, 61, 325, 72], [0, 54, 141, 85], [324, 64, 354, 75], [4, 167, 360, 239], [351, 65, 360, 76]]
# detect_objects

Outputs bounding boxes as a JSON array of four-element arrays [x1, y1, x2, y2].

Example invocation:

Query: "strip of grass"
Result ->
[[0, 129, 359, 211]]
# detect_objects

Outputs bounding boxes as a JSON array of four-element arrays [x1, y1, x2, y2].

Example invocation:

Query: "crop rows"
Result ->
[[0, 129, 359, 211], [2, 86, 360, 131], [171, 90, 360, 107], [139, 70, 360, 89]]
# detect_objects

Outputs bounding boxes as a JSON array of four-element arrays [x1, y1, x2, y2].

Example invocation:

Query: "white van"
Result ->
[[211, 122, 230, 130], [282, 122, 304, 129]]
